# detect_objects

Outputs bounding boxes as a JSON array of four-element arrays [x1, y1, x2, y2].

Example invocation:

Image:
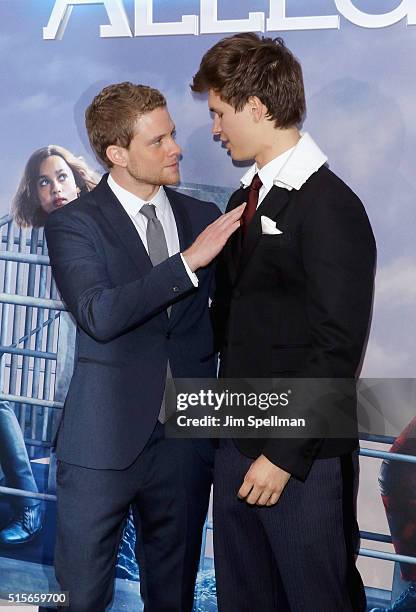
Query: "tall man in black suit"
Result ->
[[45, 82, 244, 612], [192, 34, 376, 611]]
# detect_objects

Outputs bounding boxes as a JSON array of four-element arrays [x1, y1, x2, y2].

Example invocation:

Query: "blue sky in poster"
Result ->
[[0, 0, 415, 376]]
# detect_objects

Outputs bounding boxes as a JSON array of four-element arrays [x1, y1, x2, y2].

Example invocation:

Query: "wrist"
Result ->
[[182, 248, 199, 272]]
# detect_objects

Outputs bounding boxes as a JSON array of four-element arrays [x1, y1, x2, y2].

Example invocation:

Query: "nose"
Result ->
[[51, 179, 61, 194], [212, 115, 221, 136], [169, 138, 181, 157]]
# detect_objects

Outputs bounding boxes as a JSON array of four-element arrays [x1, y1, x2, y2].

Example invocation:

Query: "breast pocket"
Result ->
[[258, 232, 293, 249]]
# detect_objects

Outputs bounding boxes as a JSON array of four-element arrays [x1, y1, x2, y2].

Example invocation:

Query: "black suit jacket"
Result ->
[[45, 176, 221, 470], [212, 165, 376, 480]]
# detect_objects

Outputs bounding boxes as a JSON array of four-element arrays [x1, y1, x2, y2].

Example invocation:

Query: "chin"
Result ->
[[231, 151, 252, 162], [42, 205, 55, 215], [163, 171, 180, 185]]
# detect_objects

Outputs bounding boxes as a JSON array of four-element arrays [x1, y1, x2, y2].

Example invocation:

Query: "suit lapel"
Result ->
[[237, 185, 290, 280], [95, 179, 199, 327], [164, 188, 195, 326], [224, 187, 247, 284], [164, 187, 193, 253], [95, 176, 153, 275]]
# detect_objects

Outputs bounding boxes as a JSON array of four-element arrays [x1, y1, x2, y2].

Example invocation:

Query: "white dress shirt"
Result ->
[[107, 174, 198, 286], [240, 132, 328, 207]]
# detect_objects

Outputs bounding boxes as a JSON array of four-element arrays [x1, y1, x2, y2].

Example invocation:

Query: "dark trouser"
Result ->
[[213, 440, 366, 612], [0, 401, 39, 508], [54, 423, 212, 612]]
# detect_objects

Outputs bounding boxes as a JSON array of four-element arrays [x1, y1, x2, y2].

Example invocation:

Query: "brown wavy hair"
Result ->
[[12, 145, 100, 227], [191, 33, 306, 128]]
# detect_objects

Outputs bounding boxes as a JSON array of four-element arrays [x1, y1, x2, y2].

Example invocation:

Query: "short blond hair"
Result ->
[[85, 82, 166, 168]]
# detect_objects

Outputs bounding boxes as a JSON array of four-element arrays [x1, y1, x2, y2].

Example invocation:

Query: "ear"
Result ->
[[106, 145, 128, 168], [248, 96, 267, 123]]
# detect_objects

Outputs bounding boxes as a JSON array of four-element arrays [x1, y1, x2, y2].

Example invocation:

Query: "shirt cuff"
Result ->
[[180, 253, 199, 287]]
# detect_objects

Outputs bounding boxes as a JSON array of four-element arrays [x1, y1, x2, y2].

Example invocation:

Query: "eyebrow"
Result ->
[[38, 169, 66, 179], [149, 125, 176, 143]]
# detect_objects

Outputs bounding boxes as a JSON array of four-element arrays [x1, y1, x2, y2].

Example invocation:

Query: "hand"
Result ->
[[238, 455, 291, 507], [182, 203, 246, 272]]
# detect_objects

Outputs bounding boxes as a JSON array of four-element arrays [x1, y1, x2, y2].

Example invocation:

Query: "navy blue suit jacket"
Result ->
[[45, 176, 221, 470]]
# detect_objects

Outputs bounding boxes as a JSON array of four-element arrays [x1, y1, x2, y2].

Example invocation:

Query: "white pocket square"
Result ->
[[261, 215, 283, 235]]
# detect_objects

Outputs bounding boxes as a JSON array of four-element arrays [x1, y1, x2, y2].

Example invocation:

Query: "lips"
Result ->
[[53, 198, 67, 207]]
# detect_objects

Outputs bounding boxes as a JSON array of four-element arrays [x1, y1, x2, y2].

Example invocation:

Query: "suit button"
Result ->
[[172, 286, 180, 293], [233, 289, 241, 299], [166, 332, 171, 339]]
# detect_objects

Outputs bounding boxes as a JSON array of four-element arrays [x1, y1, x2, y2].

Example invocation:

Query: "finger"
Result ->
[[207, 206, 246, 238], [237, 479, 253, 499], [224, 219, 243, 238], [209, 204, 246, 233], [256, 490, 273, 506], [232, 202, 246, 212], [266, 492, 280, 507], [220, 204, 246, 225], [245, 486, 262, 506], [227, 203, 246, 219]]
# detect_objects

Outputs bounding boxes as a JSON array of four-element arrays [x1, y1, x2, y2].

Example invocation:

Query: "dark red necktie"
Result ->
[[241, 173, 263, 239]]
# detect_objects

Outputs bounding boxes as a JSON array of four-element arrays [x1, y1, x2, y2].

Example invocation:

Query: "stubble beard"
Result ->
[[127, 162, 180, 188]]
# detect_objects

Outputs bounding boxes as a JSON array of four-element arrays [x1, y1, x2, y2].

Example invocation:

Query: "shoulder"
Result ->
[[300, 165, 362, 208], [46, 174, 114, 221], [296, 165, 374, 230], [298, 166, 375, 246], [44, 189, 101, 240]]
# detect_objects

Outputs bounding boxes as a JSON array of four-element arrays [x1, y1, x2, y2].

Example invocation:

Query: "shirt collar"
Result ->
[[107, 174, 166, 218], [240, 132, 328, 192]]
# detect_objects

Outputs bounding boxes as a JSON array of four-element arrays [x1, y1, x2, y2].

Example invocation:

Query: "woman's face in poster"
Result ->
[[37, 155, 79, 214]]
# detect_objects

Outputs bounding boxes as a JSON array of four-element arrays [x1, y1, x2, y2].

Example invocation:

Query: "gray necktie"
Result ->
[[139, 203, 169, 266], [139, 203, 172, 423]]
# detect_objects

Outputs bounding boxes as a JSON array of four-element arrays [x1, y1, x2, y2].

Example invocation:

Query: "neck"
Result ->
[[110, 168, 159, 201], [255, 127, 301, 169]]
